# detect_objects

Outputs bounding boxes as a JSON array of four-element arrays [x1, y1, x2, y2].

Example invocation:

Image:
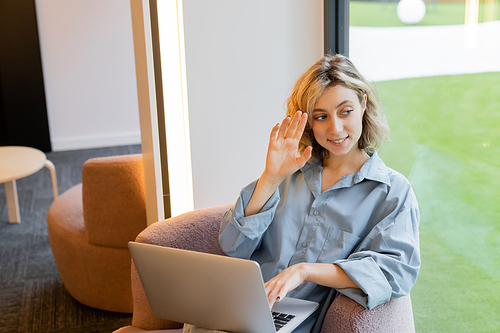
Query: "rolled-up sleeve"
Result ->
[[334, 202, 420, 310], [219, 179, 280, 259]]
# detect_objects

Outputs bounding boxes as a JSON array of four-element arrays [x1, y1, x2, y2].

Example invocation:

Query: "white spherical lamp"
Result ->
[[397, 0, 426, 25]]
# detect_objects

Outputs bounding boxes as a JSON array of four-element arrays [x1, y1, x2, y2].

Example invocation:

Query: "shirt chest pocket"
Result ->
[[317, 227, 361, 264]]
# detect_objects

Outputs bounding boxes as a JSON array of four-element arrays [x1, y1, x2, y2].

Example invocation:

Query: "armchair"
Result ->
[[47, 154, 147, 313], [115, 205, 415, 332]]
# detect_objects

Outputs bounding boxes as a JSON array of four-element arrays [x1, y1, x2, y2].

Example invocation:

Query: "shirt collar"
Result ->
[[300, 151, 391, 188], [353, 151, 391, 187], [300, 156, 321, 174]]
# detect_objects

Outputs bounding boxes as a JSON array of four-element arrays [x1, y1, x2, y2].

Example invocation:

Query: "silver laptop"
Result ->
[[128, 242, 319, 333]]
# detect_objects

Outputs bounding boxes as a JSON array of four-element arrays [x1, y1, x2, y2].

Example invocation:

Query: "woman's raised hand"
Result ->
[[243, 111, 312, 217], [263, 111, 313, 184]]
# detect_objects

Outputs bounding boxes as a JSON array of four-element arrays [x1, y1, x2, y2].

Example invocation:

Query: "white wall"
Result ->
[[35, 0, 141, 151], [36, 0, 323, 214], [182, 0, 323, 209]]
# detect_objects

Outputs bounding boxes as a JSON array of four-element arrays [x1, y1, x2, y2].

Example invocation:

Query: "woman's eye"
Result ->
[[341, 109, 353, 115], [314, 115, 326, 120]]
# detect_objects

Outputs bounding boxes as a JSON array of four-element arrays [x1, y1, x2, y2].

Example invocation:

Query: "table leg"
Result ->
[[44, 159, 58, 199], [5, 180, 21, 223]]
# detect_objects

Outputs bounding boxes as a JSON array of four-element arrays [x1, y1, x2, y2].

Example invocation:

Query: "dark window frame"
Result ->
[[324, 0, 350, 57]]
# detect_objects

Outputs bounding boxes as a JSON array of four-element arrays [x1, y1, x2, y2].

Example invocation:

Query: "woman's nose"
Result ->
[[330, 117, 343, 134]]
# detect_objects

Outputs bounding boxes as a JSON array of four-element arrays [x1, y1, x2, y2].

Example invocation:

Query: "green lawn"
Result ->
[[375, 72, 500, 332], [350, 0, 500, 27]]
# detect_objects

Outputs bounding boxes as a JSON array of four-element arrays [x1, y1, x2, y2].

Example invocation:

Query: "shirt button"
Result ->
[[302, 242, 307, 248], [313, 211, 319, 216]]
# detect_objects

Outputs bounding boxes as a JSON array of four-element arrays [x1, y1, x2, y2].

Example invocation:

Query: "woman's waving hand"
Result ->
[[244, 111, 312, 217]]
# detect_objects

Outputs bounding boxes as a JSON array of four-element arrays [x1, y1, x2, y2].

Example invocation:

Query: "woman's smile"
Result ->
[[327, 136, 349, 145]]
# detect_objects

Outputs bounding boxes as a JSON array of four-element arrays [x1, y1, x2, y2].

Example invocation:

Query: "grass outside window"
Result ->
[[375, 73, 500, 332], [350, 0, 500, 27]]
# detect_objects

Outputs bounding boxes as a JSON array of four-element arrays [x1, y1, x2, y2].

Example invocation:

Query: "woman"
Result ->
[[219, 54, 420, 332]]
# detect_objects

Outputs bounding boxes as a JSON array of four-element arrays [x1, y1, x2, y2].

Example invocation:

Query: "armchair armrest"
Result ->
[[130, 205, 232, 330], [321, 293, 415, 333]]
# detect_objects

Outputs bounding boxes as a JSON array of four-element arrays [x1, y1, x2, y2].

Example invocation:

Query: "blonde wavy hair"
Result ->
[[286, 54, 390, 160]]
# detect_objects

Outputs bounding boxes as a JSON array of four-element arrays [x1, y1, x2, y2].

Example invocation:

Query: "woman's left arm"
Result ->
[[334, 202, 421, 309], [266, 186, 421, 310], [264, 262, 359, 308]]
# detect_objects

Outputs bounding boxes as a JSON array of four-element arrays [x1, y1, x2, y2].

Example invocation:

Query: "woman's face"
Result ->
[[311, 85, 366, 160]]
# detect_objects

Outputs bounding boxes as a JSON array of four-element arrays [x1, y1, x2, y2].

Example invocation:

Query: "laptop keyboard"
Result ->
[[272, 311, 296, 331]]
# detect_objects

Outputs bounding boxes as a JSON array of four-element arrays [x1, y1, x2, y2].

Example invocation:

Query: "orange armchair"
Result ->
[[47, 154, 147, 313]]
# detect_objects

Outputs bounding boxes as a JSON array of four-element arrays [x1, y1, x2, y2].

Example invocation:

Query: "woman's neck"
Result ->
[[320, 148, 370, 192], [323, 147, 369, 173]]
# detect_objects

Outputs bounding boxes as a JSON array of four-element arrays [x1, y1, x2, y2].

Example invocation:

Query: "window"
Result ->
[[350, 1, 500, 330]]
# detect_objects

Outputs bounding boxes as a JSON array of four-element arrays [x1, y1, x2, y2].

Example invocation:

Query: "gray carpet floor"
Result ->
[[0, 145, 142, 333]]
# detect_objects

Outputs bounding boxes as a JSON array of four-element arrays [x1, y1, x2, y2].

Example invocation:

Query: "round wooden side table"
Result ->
[[0, 146, 58, 223]]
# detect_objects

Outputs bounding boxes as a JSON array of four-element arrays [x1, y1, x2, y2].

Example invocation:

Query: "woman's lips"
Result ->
[[328, 136, 348, 145]]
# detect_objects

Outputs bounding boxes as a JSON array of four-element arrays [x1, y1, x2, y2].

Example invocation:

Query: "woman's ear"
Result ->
[[362, 94, 367, 114]]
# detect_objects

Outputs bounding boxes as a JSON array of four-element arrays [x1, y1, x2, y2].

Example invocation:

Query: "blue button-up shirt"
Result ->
[[219, 152, 420, 322]]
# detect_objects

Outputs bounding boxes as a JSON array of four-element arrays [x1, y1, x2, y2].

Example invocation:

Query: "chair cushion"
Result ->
[[47, 184, 85, 237]]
